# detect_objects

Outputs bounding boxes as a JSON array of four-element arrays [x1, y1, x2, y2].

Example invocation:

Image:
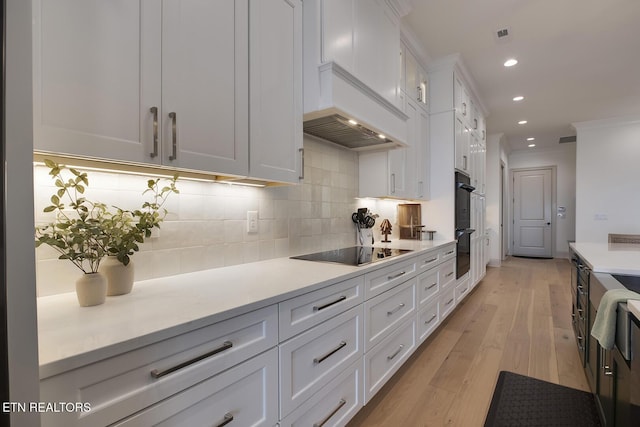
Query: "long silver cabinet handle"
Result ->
[[425, 314, 437, 325], [313, 341, 347, 364], [426, 282, 437, 290], [387, 344, 404, 361], [313, 399, 347, 427], [445, 272, 454, 278], [313, 296, 347, 312], [423, 258, 437, 264], [445, 298, 454, 306], [168, 112, 177, 161], [150, 340, 233, 378], [215, 413, 234, 427], [387, 271, 406, 280], [387, 303, 405, 316], [150, 106, 158, 158], [445, 250, 455, 255], [299, 148, 305, 180]]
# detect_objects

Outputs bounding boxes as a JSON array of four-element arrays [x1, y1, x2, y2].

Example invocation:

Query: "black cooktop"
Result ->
[[290, 246, 412, 266]]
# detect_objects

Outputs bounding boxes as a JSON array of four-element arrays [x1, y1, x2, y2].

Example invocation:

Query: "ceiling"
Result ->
[[403, 0, 640, 152]]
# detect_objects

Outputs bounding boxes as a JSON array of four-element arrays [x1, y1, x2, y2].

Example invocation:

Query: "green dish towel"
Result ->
[[591, 289, 640, 350]]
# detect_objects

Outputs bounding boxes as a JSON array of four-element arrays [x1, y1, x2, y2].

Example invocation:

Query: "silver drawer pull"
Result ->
[[423, 257, 437, 264], [445, 298, 454, 306], [460, 287, 468, 294], [425, 314, 437, 325], [387, 303, 406, 316], [215, 413, 234, 427], [426, 282, 437, 291], [445, 250, 455, 255], [388, 271, 406, 280], [313, 341, 347, 364], [445, 272, 454, 278], [150, 340, 233, 378], [168, 111, 177, 161], [312, 398, 347, 427], [313, 295, 347, 312], [387, 344, 404, 361]]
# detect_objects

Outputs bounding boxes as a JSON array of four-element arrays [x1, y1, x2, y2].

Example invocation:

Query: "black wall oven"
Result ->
[[455, 172, 475, 279]]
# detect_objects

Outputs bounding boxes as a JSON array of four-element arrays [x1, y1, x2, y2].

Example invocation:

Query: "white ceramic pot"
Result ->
[[75, 272, 107, 307], [99, 256, 135, 296]]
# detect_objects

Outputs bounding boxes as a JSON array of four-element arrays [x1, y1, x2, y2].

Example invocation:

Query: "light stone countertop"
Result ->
[[37, 239, 455, 379], [569, 242, 640, 275], [629, 300, 640, 322]]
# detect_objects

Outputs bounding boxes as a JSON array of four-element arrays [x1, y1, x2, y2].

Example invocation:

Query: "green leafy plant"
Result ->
[[104, 176, 179, 266], [35, 159, 110, 273], [35, 159, 179, 273]]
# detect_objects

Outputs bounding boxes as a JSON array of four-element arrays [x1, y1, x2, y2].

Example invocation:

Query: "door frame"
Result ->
[[500, 161, 507, 261], [509, 166, 557, 258]]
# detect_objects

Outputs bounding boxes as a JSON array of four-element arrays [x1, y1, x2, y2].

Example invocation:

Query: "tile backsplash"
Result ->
[[34, 137, 363, 296]]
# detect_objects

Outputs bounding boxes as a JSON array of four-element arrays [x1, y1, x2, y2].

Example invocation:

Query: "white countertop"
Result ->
[[569, 242, 640, 275], [37, 239, 454, 379], [629, 300, 640, 322]]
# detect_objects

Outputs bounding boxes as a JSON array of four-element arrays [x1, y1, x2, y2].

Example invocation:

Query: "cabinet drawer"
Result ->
[[417, 269, 439, 306], [440, 259, 457, 289], [416, 250, 439, 272], [456, 277, 470, 303], [280, 360, 362, 427], [364, 317, 416, 403], [40, 305, 278, 427], [279, 276, 364, 341], [441, 245, 456, 262], [364, 278, 416, 351], [364, 258, 417, 299], [112, 348, 278, 427], [417, 300, 439, 343], [440, 287, 457, 320], [279, 306, 363, 418]]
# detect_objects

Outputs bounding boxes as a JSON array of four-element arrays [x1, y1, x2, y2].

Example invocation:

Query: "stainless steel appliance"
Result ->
[[455, 172, 475, 278], [291, 247, 412, 266], [1, 0, 8, 417]]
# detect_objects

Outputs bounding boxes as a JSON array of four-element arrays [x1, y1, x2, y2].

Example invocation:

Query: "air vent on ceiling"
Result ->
[[559, 135, 577, 143], [494, 26, 512, 43]]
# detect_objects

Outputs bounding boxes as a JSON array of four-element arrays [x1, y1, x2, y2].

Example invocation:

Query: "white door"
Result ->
[[162, 0, 249, 176], [33, 0, 162, 165], [512, 168, 553, 258]]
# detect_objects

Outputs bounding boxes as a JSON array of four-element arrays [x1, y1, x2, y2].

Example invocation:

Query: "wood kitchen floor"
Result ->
[[347, 257, 589, 427]]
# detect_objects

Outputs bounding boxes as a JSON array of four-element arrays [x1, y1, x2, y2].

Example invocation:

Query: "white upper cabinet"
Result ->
[[249, 0, 303, 183], [33, 0, 162, 166], [161, 0, 249, 176], [402, 43, 428, 110], [33, 0, 302, 183]]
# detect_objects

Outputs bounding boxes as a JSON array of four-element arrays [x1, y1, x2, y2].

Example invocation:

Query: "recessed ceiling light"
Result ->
[[348, 119, 358, 125], [527, 137, 535, 141], [504, 58, 518, 67], [378, 134, 386, 139], [518, 120, 528, 125], [513, 96, 524, 102], [528, 144, 536, 148]]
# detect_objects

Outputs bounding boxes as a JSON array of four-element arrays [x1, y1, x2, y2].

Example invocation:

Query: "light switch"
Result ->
[[247, 211, 258, 233]]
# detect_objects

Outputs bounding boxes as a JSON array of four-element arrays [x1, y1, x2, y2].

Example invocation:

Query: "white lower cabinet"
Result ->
[[112, 348, 278, 427], [455, 277, 471, 303], [439, 286, 457, 321], [363, 317, 416, 403], [279, 305, 363, 418], [280, 360, 362, 427], [417, 299, 440, 343]]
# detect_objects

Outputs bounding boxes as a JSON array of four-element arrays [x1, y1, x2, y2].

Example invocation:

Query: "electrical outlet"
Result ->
[[247, 211, 258, 233]]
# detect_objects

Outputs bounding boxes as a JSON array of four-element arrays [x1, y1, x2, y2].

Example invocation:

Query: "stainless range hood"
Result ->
[[303, 62, 409, 151]]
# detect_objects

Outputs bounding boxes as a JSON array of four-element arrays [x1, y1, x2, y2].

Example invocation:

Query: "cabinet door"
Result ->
[[416, 105, 430, 200], [249, 0, 303, 183], [454, 116, 470, 174], [33, 0, 162, 164], [162, 0, 249, 176], [404, 46, 418, 102], [388, 99, 417, 198]]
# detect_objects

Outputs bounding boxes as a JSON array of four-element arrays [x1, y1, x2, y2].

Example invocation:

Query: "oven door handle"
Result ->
[[455, 228, 475, 239], [457, 182, 476, 192]]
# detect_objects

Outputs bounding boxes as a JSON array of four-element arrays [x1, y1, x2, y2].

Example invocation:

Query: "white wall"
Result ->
[[574, 117, 640, 242], [5, 0, 41, 424], [508, 143, 576, 258], [485, 134, 510, 266]]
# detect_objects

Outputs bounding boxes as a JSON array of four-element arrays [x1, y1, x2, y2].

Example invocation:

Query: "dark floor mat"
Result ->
[[484, 371, 601, 427]]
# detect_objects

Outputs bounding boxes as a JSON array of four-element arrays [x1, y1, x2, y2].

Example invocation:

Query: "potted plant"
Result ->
[[35, 160, 111, 306], [35, 159, 179, 304], [100, 176, 179, 295]]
